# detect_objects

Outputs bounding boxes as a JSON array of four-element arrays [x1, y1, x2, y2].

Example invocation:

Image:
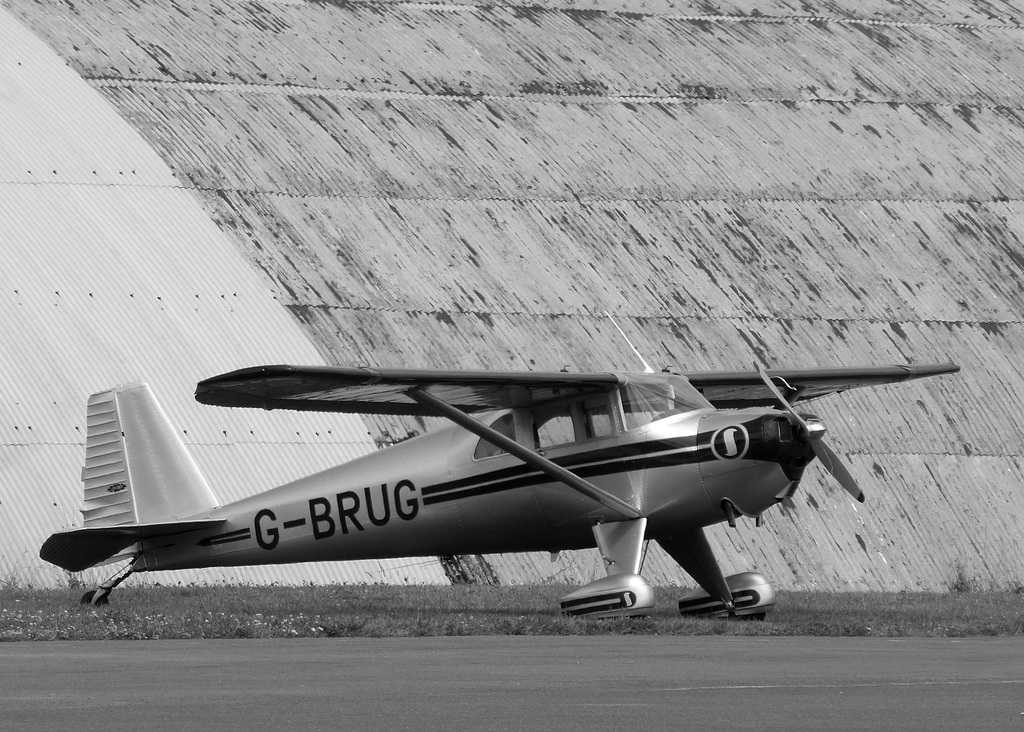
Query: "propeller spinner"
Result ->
[[755, 363, 865, 503]]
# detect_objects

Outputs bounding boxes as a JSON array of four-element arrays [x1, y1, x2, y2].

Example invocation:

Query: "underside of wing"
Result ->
[[195, 365, 623, 416], [684, 363, 959, 408]]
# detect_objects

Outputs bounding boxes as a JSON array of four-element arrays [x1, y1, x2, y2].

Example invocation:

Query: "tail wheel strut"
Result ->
[[80, 557, 139, 606]]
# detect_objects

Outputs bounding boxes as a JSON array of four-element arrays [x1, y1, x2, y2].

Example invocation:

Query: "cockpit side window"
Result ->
[[620, 374, 710, 430], [582, 394, 615, 439], [621, 384, 670, 430], [473, 412, 517, 459]]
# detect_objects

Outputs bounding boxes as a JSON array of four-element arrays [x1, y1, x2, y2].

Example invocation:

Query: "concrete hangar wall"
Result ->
[[1, 0, 1022, 591], [0, 9, 447, 587]]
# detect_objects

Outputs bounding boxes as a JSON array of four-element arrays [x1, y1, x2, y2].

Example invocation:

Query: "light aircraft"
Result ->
[[41, 360, 958, 617]]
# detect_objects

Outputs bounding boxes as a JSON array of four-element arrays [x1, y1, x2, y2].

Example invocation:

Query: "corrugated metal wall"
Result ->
[[0, 9, 446, 587], [3, 0, 1022, 590]]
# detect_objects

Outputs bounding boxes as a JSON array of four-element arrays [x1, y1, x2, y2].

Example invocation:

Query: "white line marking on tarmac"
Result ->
[[657, 680, 1024, 692]]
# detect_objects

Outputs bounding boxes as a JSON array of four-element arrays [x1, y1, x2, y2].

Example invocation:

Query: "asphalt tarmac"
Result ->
[[1, 637, 1022, 731]]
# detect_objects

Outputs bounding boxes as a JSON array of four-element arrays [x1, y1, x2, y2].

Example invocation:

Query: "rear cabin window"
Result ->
[[535, 404, 575, 449], [582, 395, 615, 439], [534, 394, 618, 449], [473, 413, 517, 459]]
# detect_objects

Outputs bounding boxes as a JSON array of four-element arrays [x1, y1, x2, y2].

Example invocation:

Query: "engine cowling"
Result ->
[[677, 571, 776, 619], [560, 574, 655, 618]]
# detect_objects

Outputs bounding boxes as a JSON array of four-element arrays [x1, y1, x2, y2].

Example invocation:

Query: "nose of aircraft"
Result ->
[[697, 407, 866, 519], [744, 410, 865, 503], [698, 409, 819, 488], [753, 363, 865, 502], [761, 412, 818, 483], [696, 410, 815, 518]]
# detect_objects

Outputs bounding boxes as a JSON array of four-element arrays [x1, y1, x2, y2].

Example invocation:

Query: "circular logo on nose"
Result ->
[[711, 425, 749, 460]]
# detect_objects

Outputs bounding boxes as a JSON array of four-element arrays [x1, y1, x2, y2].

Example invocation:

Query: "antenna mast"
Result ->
[[604, 311, 655, 373]]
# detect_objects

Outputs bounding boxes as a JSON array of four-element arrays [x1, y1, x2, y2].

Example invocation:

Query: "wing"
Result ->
[[196, 363, 960, 414], [684, 363, 959, 408], [193, 361, 956, 522], [195, 365, 623, 416]]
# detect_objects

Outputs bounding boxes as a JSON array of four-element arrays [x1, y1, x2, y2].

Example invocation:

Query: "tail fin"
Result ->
[[82, 383, 218, 526], [41, 384, 223, 572]]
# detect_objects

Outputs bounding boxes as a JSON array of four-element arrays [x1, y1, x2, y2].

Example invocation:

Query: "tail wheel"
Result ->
[[79, 589, 109, 606]]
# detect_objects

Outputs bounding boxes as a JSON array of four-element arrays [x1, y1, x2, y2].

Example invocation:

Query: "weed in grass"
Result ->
[[62, 571, 85, 590], [947, 561, 983, 594]]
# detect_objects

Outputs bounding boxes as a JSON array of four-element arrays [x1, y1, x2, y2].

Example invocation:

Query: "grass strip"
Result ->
[[2, 584, 1022, 640]]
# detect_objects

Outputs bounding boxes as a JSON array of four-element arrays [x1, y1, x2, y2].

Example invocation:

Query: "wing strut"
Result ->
[[409, 389, 641, 520]]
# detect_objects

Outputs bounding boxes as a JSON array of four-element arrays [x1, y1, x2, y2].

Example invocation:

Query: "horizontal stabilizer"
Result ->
[[40, 519, 224, 572]]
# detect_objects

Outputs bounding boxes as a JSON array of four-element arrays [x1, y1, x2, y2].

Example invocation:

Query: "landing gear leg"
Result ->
[[80, 558, 138, 606], [560, 518, 656, 618]]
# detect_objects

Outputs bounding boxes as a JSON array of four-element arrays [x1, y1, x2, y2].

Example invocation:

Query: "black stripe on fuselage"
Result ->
[[197, 528, 252, 547], [421, 434, 714, 507], [421, 434, 702, 497]]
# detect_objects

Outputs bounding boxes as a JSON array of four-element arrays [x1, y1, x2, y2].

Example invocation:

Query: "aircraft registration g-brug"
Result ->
[[42, 358, 958, 617]]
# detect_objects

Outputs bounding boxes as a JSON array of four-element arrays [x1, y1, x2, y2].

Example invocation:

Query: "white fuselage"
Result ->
[[138, 407, 802, 572]]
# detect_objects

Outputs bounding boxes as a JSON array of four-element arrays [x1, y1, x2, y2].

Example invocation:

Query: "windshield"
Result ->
[[620, 373, 712, 430]]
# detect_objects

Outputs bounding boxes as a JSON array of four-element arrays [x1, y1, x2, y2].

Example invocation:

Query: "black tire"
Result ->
[[80, 590, 109, 606]]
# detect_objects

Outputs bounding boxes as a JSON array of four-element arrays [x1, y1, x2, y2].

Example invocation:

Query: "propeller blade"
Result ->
[[755, 361, 866, 503], [812, 440, 865, 503], [755, 363, 807, 427]]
